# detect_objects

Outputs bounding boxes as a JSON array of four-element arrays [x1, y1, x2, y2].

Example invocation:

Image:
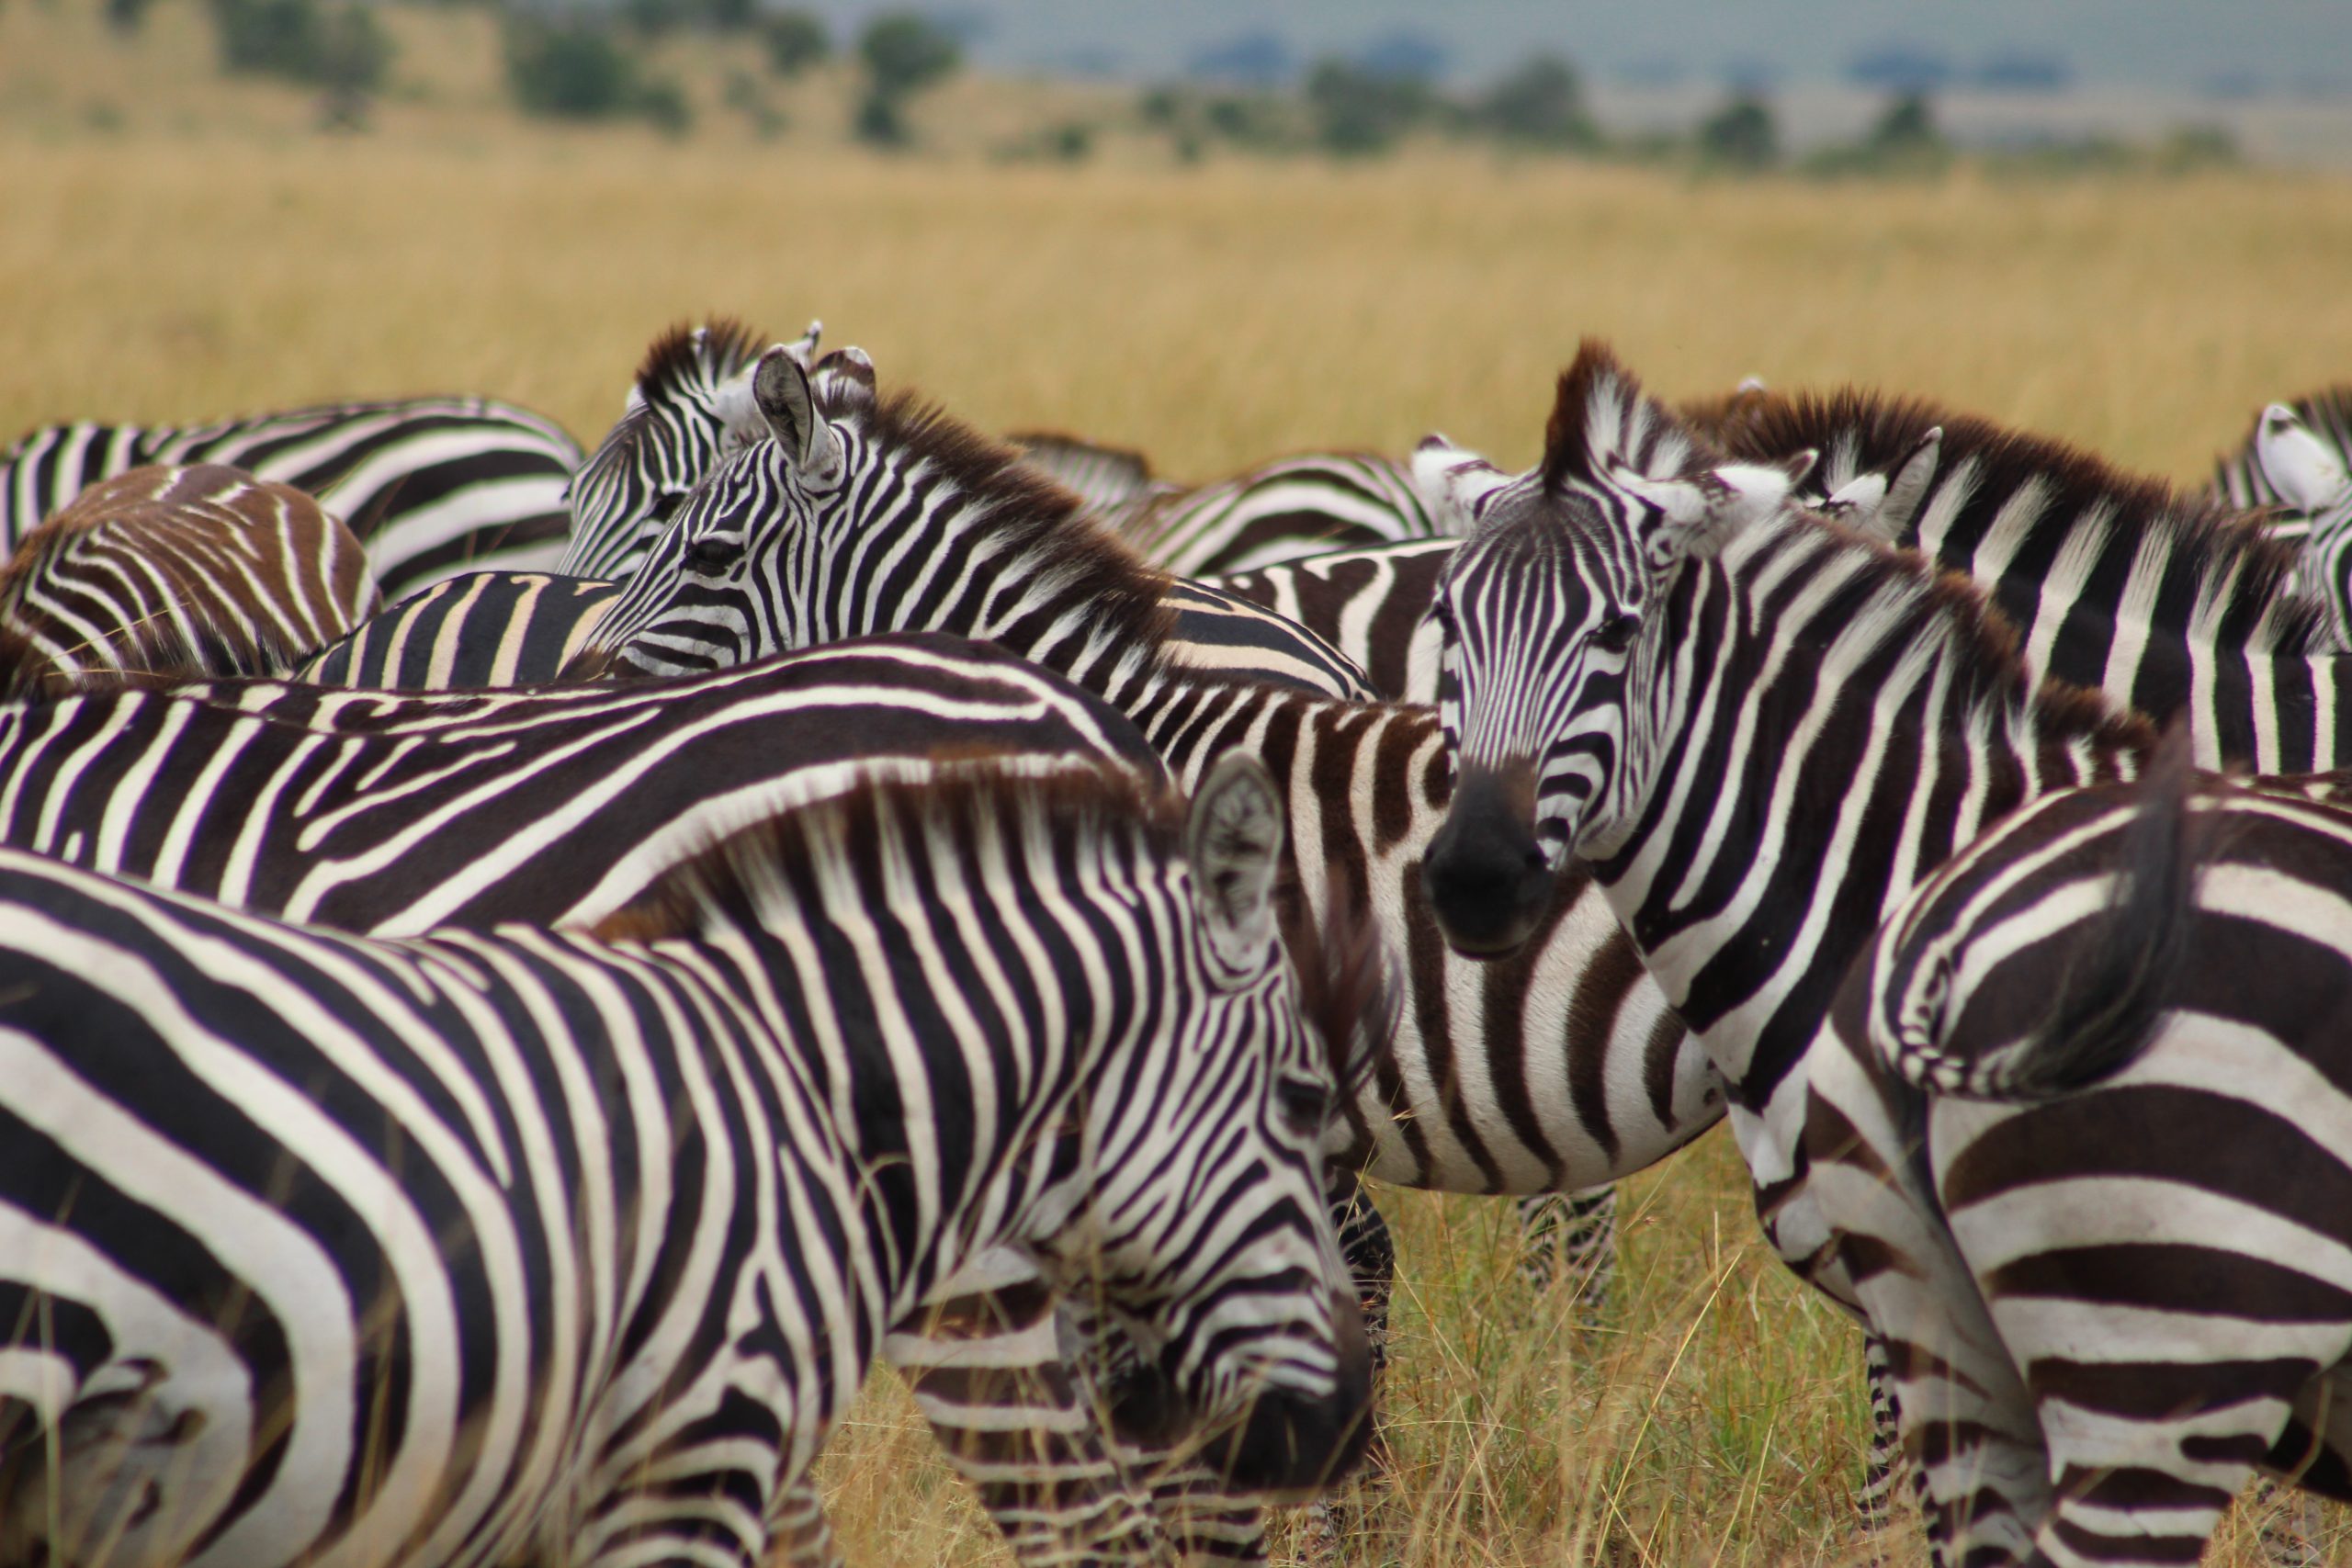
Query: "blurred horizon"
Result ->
[[781, 0, 2352, 97]]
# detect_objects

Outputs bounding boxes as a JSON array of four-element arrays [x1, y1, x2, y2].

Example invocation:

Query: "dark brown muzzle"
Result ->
[[1421, 760, 1555, 958]]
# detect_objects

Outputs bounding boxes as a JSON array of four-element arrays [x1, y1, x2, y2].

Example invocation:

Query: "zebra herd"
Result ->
[[2, 317, 2350, 1568]]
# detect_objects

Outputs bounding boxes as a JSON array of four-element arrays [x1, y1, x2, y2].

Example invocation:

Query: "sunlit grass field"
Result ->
[[7, 77, 2352, 1566]]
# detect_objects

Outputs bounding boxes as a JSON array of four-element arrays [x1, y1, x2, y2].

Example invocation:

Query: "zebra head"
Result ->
[[571, 344, 1165, 682], [1038, 755, 1377, 1495], [1416, 344, 1811, 957], [559, 318, 820, 580], [2256, 402, 2352, 643]]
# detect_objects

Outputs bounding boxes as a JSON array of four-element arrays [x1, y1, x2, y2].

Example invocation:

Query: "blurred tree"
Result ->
[[853, 12, 960, 147], [104, 0, 159, 35], [1867, 91, 1944, 156], [761, 10, 829, 76], [1473, 55, 1598, 150], [504, 16, 687, 130], [699, 0, 754, 33], [210, 0, 323, 78], [1306, 57, 1430, 156], [860, 13, 959, 98], [1696, 93, 1778, 169]]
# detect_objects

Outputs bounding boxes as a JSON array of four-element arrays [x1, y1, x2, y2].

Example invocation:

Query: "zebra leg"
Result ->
[[770, 1479, 847, 1568], [1851, 1332, 1904, 1538], [1514, 1187, 1617, 1315], [1292, 1168, 1394, 1566], [884, 1251, 1175, 1567]]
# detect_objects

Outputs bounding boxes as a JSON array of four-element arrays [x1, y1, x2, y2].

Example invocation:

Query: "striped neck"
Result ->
[[1585, 513, 2154, 1109]]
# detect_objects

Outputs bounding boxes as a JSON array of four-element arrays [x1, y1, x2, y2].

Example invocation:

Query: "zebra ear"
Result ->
[[1185, 754, 1285, 978], [710, 365, 765, 453], [1610, 450, 1810, 570], [1815, 429, 1939, 542], [784, 318, 822, 364], [752, 345, 844, 491], [2257, 405, 2351, 516], [1411, 434, 1512, 535]]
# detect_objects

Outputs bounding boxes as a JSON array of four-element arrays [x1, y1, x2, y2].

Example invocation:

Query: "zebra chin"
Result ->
[[1421, 759, 1557, 959], [1102, 1287, 1375, 1501]]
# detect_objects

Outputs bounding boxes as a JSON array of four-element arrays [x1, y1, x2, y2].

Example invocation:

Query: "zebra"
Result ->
[[2211, 384, 2352, 529], [0, 462, 379, 695], [1, 392, 581, 598], [1802, 732, 2352, 1568], [1401, 352, 2352, 1562], [0, 750, 1375, 1568], [0, 634, 1388, 1567], [557, 339, 1809, 1556], [1706, 384, 2348, 773], [291, 564, 1375, 702], [561, 318, 1453, 586], [558, 318, 820, 581], [2229, 400, 2352, 645]]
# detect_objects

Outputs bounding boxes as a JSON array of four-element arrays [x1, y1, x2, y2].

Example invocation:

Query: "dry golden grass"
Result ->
[[7, 28, 2352, 1561]]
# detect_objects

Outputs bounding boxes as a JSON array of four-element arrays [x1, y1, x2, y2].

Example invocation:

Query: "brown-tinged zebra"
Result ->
[[0, 461, 378, 694]]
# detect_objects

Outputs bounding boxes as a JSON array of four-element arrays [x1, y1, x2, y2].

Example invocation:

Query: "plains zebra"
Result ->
[[563, 319, 1449, 584], [1, 393, 581, 598], [0, 462, 379, 695], [1709, 385, 2346, 773], [293, 565, 1374, 702], [1400, 352, 2352, 1562], [560, 341, 1803, 1551], [0, 751, 1374, 1568], [2228, 400, 2352, 644], [559, 318, 820, 581], [0, 635, 1385, 1566], [2211, 384, 2352, 526], [1802, 735, 2352, 1568]]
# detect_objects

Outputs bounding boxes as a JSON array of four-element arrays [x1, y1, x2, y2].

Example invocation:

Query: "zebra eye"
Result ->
[[1275, 1077, 1329, 1135], [1591, 615, 1640, 655], [686, 536, 741, 574], [646, 491, 685, 525]]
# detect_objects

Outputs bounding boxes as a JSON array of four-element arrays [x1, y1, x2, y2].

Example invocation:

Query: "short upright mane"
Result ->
[[809, 365, 1179, 660], [1724, 387, 2331, 657], [637, 318, 769, 401], [1541, 339, 1720, 497]]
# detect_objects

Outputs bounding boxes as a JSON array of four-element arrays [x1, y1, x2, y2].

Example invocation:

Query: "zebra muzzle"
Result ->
[[1421, 760, 1555, 959]]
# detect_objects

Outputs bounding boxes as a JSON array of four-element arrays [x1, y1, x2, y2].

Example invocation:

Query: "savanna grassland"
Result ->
[[9, 8, 2352, 1562]]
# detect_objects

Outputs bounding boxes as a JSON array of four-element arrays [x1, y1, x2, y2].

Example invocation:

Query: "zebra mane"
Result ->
[[1722, 386, 2331, 657], [810, 368, 1180, 660], [1540, 339, 1717, 497], [1754, 511, 2157, 761], [635, 318, 770, 403]]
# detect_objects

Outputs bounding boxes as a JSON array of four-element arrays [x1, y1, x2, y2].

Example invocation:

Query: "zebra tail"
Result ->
[[1969, 723, 2211, 1102]]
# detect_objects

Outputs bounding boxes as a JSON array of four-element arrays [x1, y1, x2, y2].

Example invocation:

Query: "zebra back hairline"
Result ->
[[1720, 385, 2333, 656], [1724, 511, 2160, 761], [592, 751, 1387, 1095]]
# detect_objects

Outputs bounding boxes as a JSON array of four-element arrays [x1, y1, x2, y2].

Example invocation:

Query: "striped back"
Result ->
[[1714, 387, 2342, 770], [295, 570, 616, 687], [1413, 344, 1808, 955], [1118, 449, 1453, 577], [0, 754, 1369, 1566], [0, 462, 379, 695], [0, 394, 581, 598], [0, 635, 1163, 931]]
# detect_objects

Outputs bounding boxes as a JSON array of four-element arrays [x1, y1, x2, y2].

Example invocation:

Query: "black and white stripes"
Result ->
[[0, 751, 1373, 1568]]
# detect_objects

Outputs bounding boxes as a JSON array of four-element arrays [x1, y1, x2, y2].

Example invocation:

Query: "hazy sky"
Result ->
[[793, 1, 2352, 93]]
